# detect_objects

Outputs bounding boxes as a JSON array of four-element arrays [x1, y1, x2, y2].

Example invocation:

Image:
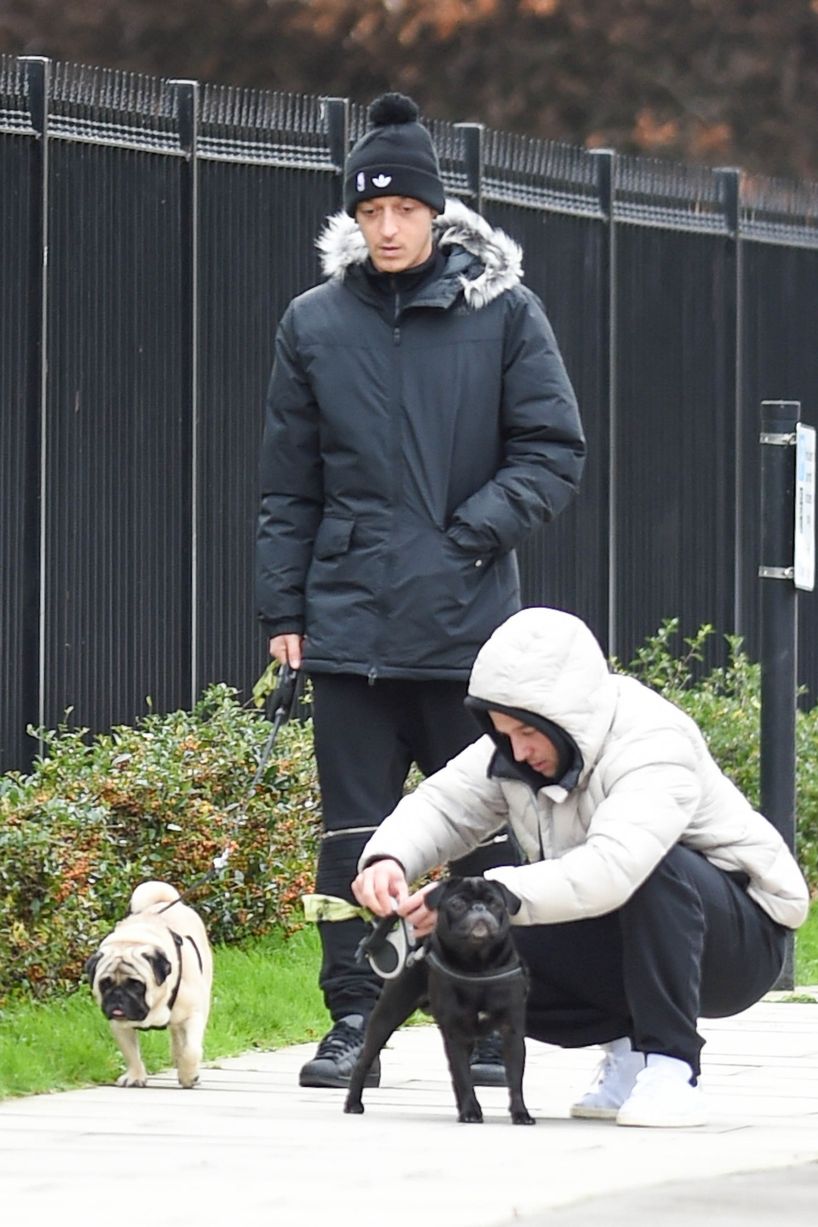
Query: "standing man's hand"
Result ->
[[269, 633, 304, 669]]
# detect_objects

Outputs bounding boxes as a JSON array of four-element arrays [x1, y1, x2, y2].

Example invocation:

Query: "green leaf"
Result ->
[[252, 660, 279, 709]]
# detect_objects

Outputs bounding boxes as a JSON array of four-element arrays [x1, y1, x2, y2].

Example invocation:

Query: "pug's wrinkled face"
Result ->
[[86, 948, 172, 1024], [432, 877, 520, 952]]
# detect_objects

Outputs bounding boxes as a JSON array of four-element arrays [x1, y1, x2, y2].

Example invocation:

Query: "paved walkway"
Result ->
[[1, 995, 817, 1226]]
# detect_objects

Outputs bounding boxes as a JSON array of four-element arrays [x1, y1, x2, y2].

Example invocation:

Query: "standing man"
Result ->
[[256, 93, 585, 1088]]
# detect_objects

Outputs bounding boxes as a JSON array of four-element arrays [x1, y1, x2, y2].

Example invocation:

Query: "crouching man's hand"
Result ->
[[352, 857, 409, 917], [352, 859, 441, 938]]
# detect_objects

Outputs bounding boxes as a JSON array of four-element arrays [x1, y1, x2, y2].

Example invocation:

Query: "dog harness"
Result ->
[[145, 931, 204, 1023]]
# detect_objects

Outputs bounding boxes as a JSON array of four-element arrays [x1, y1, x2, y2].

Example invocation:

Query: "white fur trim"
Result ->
[[316, 199, 523, 308]]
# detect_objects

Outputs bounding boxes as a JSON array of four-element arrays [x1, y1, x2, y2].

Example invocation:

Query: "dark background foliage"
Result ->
[[2, 0, 818, 181]]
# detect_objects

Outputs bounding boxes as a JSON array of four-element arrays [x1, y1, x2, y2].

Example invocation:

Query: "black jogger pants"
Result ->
[[512, 842, 788, 1075]]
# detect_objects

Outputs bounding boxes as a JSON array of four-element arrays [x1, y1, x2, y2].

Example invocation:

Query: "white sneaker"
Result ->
[[570, 1043, 646, 1119], [616, 1065, 708, 1128]]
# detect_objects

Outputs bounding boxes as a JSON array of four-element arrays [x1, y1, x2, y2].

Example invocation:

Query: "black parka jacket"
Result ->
[[256, 200, 585, 680]]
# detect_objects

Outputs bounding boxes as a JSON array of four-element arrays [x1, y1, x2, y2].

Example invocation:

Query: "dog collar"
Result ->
[[424, 948, 525, 985]]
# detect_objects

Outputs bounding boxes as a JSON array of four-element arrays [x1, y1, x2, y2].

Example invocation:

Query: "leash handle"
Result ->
[[270, 662, 300, 724], [356, 910, 419, 979], [356, 911, 400, 957]]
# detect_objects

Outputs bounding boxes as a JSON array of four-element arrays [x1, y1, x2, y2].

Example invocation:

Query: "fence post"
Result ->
[[322, 97, 349, 210], [716, 166, 744, 641], [589, 148, 617, 657], [759, 398, 799, 989], [169, 79, 200, 706], [455, 122, 484, 214], [19, 56, 51, 749]]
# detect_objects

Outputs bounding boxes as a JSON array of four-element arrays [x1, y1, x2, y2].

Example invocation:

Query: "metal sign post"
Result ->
[[758, 400, 809, 990]]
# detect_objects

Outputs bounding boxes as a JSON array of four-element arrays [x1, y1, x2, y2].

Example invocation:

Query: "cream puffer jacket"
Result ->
[[360, 608, 809, 929]]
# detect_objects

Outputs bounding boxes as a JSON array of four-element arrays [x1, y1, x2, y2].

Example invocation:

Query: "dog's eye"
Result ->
[[99, 978, 112, 992], [125, 978, 143, 992]]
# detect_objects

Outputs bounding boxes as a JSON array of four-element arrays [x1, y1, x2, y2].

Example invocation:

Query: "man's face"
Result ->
[[489, 712, 561, 778], [355, 196, 435, 272]]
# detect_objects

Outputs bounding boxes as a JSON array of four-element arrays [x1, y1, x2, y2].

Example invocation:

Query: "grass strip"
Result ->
[[2, 906, 816, 1101]]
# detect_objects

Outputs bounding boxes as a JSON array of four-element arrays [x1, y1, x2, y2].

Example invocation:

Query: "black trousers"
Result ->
[[513, 843, 788, 1075], [310, 673, 515, 1021]]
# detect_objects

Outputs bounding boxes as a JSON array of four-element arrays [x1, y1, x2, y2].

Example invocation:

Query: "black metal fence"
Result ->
[[3, 55, 818, 773]]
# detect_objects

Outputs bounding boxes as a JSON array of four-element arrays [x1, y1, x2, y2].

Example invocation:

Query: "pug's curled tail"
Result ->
[[129, 880, 181, 914]]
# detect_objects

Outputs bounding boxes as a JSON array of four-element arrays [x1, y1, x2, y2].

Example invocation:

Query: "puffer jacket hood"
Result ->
[[467, 608, 616, 798], [317, 198, 523, 310]]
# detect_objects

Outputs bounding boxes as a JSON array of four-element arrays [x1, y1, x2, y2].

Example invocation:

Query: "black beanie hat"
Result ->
[[344, 92, 445, 217]]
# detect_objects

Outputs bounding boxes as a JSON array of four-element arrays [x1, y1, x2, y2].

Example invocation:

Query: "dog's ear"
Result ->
[[84, 952, 101, 985], [492, 881, 523, 915], [423, 880, 451, 911], [146, 949, 173, 985]]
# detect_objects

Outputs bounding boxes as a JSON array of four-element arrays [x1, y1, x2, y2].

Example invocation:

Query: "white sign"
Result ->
[[794, 422, 816, 591]]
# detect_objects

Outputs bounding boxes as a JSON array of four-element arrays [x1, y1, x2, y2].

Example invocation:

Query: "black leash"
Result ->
[[158, 663, 301, 915]]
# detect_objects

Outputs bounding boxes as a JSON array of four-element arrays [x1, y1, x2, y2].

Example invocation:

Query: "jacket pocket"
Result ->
[[313, 516, 354, 560]]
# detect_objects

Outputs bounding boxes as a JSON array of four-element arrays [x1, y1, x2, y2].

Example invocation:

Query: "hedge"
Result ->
[[0, 685, 321, 1004]]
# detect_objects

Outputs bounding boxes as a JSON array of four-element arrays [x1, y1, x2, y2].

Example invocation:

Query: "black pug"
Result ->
[[344, 876, 534, 1125]]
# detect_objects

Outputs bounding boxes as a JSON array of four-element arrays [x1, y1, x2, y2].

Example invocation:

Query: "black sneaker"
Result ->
[[298, 1015, 381, 1089], [470, 1032, 508, 1087]]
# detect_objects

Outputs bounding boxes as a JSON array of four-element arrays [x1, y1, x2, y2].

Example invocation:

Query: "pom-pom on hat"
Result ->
[[343, 92, 445, 217]]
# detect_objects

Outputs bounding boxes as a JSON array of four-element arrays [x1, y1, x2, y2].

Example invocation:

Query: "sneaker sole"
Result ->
[[616, 1108, 708, 1128], [469, 1067, 508, 1088], [570, 1103, 619, 1120], [299, 1072, 380, 1089]]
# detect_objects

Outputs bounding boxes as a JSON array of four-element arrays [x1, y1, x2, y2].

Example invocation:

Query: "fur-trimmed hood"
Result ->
[[316, 198, 523, 310]]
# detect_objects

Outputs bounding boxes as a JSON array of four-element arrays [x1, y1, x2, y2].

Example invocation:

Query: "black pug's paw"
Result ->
[[512, 1108, 536, 1125], [458, 1104, 484, 1124]]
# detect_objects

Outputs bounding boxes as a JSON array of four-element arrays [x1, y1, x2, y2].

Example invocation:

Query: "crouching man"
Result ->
[[352, 607, 809, 1127]]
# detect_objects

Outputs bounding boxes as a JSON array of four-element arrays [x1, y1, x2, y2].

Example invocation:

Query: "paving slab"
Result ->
[[0, 997, 817, 1227]]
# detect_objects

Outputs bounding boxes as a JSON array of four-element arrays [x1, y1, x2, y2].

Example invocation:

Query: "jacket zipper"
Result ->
[[370, 283, 402, 683], [393, 285, 401, 345]]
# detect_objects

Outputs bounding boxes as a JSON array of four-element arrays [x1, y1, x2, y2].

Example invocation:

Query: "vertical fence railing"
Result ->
[[590, 148, 617, 656], [170, 79, 200, 705], [717, 166, 745, 641], [322, 95, 348, 211], [19, 57, 49, 743], [455, 122, 484, 216]]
